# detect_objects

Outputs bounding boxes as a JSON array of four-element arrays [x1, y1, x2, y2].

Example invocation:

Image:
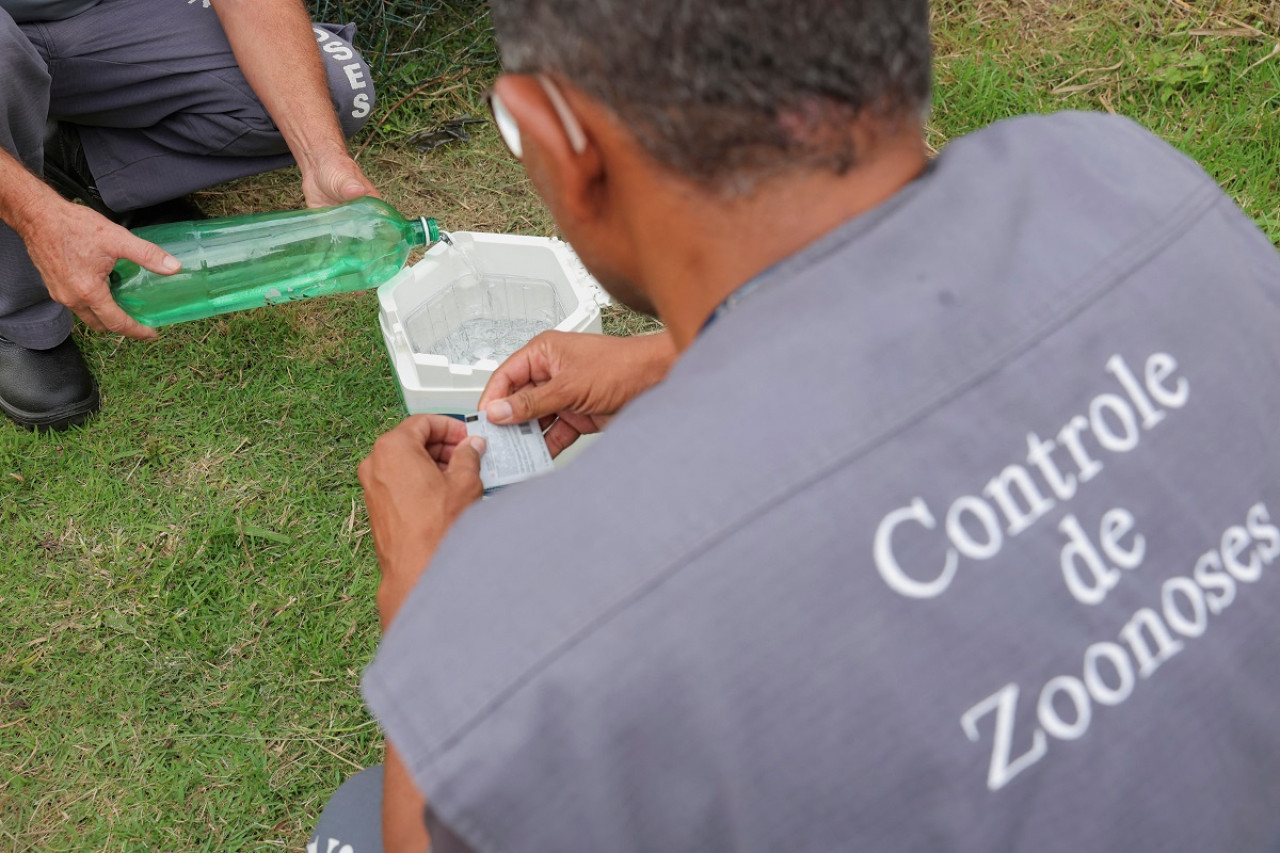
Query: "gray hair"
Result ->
[[488, 0, 932, 192]]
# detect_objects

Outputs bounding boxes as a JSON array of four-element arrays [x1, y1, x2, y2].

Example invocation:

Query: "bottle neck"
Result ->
[[406, 216, 440, 248]]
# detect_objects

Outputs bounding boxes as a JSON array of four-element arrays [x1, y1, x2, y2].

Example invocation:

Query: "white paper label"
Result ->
[[464, 411, 554, 492]]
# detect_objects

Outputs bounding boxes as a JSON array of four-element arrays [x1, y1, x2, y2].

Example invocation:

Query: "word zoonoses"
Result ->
[[961, 501, 1278, 790]]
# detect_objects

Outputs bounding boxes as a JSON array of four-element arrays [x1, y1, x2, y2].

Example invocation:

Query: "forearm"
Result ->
[[628, 329, 678, 388], [384, 742, 430, 852], [210, 0, 349, 171], [0, 148, 67, 239]]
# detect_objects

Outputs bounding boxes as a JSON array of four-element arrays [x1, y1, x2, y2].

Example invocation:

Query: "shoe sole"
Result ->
[[0, 387, 101, 432]]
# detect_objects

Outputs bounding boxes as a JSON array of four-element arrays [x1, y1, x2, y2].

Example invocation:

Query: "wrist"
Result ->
[[374, 539, 443, 631], [636, 331, 678, 382], [293, 137, 356, 177], [376, 581, 408, 632], [297, 146, 374, 206], [1, 173, 69, 239]]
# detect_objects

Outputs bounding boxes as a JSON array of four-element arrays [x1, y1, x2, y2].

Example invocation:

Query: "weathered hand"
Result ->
[[300, 151, 380, 208], [358, 415, 486, 630], [22, 197, 177, 340], [478, 330, 676, 457]]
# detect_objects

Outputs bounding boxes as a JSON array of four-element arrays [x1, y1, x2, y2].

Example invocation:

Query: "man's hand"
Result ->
[[299, 150, 379, 208], [358, 415, 486, 630], [19, 196, 177, 340], [478, 330, 677, 457], [211, 0, 379, 210]]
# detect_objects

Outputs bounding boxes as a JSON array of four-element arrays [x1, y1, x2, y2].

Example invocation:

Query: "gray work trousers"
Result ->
[[0, 0, 375, 348], [311, 765, 474, 853], [309, 765, 385, 853]]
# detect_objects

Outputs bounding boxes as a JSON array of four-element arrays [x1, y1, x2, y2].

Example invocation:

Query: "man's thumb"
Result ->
[[448, 435, 486, 482], [486, 385, 563, 424], [341, 181, 371, 201]]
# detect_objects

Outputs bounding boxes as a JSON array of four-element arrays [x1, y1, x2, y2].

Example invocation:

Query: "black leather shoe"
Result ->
[[0, 336, 100, 431], [43, 123, 206, 228]]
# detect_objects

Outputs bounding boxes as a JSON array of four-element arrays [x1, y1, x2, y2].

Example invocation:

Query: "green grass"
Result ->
[[929, 0, 1280, 236], [3, 1, 1279, 849], [305, 0, 495, 102], [1, 301, 395, 849]]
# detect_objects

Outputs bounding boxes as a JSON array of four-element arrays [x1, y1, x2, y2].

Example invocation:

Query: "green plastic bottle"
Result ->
[[109, 197, 440, 327]]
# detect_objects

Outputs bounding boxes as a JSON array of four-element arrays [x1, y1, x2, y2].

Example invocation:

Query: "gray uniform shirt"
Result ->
[[365, 112, 1280, 852], [0, 0, 100, 22]]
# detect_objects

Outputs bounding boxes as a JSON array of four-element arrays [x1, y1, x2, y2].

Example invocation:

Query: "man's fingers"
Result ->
[[478, 356, 532, 411], [99, 235, 175, 340], [340, 179, 378, 201], [361, 416, 469, 490], [329, 159, 379, 200], [542, 419, 582, 459], [478, 332, 566, 412], [59, 289, 156, 340], [121, 235, 181, 277], [304, 160, 380, 207], [95, 301, 158, 340], [395, 413, 469, 450], [477, 373, 516, 412], [486, 383, 570, 425], [446, 436, 486, 494], [65, 259, 162, 341], [484, 397, 517, 424]]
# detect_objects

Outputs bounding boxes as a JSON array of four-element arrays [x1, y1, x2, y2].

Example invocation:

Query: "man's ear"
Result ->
[[492, 75, 607, 226]]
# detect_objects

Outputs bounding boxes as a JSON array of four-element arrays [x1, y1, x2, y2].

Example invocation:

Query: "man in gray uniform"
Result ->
[[329, 0, 1280, 850], [0, 0, 377, 431]]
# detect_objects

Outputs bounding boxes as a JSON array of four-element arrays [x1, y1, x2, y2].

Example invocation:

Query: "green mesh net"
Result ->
[[305, 0, 497, 99]]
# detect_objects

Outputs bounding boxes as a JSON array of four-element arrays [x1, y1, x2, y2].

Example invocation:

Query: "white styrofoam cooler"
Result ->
[[377, 230, 609, 415]]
